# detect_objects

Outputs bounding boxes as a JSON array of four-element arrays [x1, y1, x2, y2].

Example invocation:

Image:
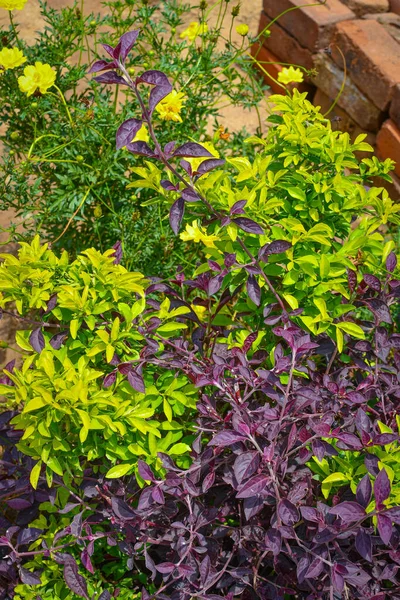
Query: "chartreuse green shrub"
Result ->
[[150, 90, 398, 348], [0, 237, 197, 487]]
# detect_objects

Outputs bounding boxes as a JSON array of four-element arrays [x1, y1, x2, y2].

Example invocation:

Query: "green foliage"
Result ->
[[0, 237, 197, 485], [309, 417, 400, 510], [153, 90, 399, 345], [0, 0, 267, 274]]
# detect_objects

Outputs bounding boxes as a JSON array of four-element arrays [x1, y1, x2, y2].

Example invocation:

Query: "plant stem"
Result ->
[[52, 85, 74, 128], [8, 11, 22, 50]]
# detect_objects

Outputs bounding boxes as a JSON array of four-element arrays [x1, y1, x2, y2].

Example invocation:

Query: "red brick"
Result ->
[[263, 0, 355, 51], [258, 11, 314, 71], [376, 120, 400, 177], [251, 44, 313, 95], [390, 84, 400, 129], [341, 0, 389, 16], [333, 19, 400, 111], [312, 52, 383, 131], [363, 12, 400, 44], [390, 0, 400, 14]]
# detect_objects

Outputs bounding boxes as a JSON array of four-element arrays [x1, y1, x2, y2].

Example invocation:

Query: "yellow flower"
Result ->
[[180, 22, 208, 42], [186, 141, 219, 173], [18, 62, 56, 96], [0, 47, 26, 70], [277, 66, 304, 85], [235, 24, 249, 36], [132, 123, 149, 143], [180, 220, 219, 248], [0, 0, 28, 9], [155, 90, 186, 123]]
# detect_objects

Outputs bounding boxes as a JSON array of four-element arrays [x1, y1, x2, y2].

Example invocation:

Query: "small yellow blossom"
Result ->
[[180, 21, 208, 42], [187, 141, 219, 173], [155, 90, 186, 123], [277, 66, 304, 85], [132, 123, 149, 143], [235, 24, 249, 36], [0, 0, 28, 9], [180, 220, 219, 248], [0, 47, 26, 71], [18, 62, 56, 96]]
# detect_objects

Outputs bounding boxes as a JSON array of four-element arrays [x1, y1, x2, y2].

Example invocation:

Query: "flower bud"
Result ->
[[93, 205, 103, 218], [31, 102, 38, 109], [231, 3, 240, 16], [10, 131, 19, 140], [76, 155, 84, 162], [89, 20, 97, 27], [128, 67, 135, 75], [200, 0, 207, 8]]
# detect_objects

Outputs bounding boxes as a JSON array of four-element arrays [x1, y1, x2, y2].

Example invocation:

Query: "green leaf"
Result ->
[[163, 398, 172, 422], [287, 187, 306, 201], [30, 461, 42, 490], [336, 322, 365, 339], [169, 443, 191, 455], [105, 463, 133, 478], [46, 456, 63, 476]]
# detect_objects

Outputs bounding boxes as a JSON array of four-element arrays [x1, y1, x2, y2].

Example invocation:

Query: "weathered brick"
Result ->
[[333, 19, 400, 110], [376, 120, 400, 177], [312, 52, 382, 131], [258, 11, 314, 71], [390, 84, 400, 129], [362, 12, 400, 44], [341, 0, 389, 17], [389, 0, 400, 15], [251, 44, 313, 95], [313, 89, 377, 159], [262, 0, 355, 51]]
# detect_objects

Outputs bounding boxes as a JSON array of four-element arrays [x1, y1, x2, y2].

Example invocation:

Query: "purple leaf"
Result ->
[[103, 371, 117, 388], [49, 332, 68, 350], [181, 188, 200, 202], [88, 59, 116, 74], [355, 528, 372, 562], [127, 369, 145, 394], [348, 268, 357, 292], [17, 528, 43, 546], [208, 431, 246, 447], [160, 180, 177, 191], [230, 200, 247, 215], [29, 328, 45, 353], [385, 507, 400, 524], [305, 558, 324, 579], [126, 141, 155, 157], [19, 567, 41, 585], [169, 197, 185, 235], [365, 299, 392, 324], [148, 84, 172, 115], [356, 474, 372, 508], [202, 471, 215, 493], [116, 118, 142, 150], [112, 240, 123, 264], [259, 240, 292, 261], [155, 562, 175, 574], [119, 30, 140, 62], [99, 592, 111, 600], [386, 251, 397, 273], [236, 474, 269, 498], [94, 72, 127, 85], [265, 528, 281, 555], [247, 275, 261, 306], [151, 486, 165, 505], [364, 273, 381, 292], [234, 217, 264, 235], [81, 549, 94, 574], [374, 468, 391, 508], [138, 460, 156, 482], [195, 158, 225, 176], [63, 559, 89, 599], [111, 497, 136, 520], [346, 391, 366, 404], [173, 142, 214, 158], [377, 514, 393, 545], [330, 501, 366, 523], [278, 498, 299, 525]]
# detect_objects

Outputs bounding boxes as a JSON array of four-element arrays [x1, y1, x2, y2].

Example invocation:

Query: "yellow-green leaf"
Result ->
[[105, 463, 133, 478], [30, 461, 42, 490]]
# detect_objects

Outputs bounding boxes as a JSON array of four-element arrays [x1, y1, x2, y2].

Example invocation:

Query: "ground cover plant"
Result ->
[[1, 19, 400, 600], [0, 0, 269, 274]]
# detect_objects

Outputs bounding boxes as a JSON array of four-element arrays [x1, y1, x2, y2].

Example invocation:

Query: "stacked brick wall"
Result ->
[[256, 0, 400, 197]]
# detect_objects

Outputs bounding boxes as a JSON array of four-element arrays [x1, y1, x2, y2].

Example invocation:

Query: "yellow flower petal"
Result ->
[[18, 61, 56, 96], [0, 47, 26, 70], [277, 66, 304, 85], [155, 90, 186, 123], [0, 0, 28, 9]]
